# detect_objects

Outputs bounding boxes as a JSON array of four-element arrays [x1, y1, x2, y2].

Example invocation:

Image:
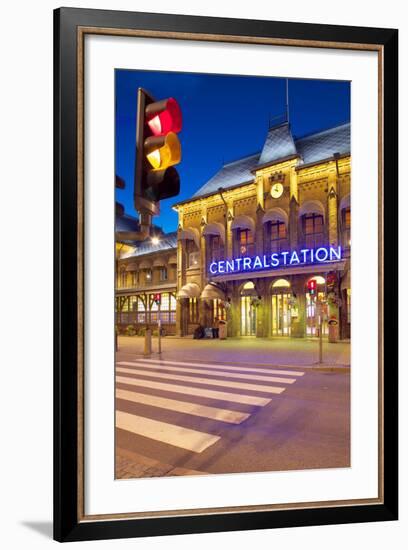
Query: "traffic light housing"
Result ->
[[134, 89, 182, 224], [153, 293, 161, 306], [307, 279, 317, 295]]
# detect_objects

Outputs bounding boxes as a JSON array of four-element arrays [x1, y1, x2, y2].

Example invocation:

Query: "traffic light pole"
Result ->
[[158, 301, 162, 355]]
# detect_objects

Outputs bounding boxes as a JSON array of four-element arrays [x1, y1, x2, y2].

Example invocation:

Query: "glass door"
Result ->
[[241, 296, 256, 336], [271, 293, 292, 336], [306, 291, 328, 336]]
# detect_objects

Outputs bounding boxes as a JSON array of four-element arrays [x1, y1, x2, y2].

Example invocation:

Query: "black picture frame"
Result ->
[[54, 7, 398, 542]]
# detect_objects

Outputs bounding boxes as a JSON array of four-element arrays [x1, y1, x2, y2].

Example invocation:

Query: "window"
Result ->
[[186, 239, 200, 268], [303, 213, 324, 248], [209, 235, 224, 263], [159, 267, 168, 281], [145, 269, 152, 282], [342, 208, 351, 250], [119, 268, 127, 288], [237, 228, 255, 257], [188, 252, 200, 268], [188, 297, 199, 323], [131, 271, 139, 287], [213, 299, 226, 322], [270, 221, 288, 253]]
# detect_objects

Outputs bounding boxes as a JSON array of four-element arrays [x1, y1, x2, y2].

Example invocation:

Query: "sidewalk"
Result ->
[[116, 335, 350, 369]]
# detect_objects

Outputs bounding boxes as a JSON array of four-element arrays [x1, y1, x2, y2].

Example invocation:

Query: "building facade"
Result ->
[[173, 122, 351, 341], [115, 215, 178, 335]]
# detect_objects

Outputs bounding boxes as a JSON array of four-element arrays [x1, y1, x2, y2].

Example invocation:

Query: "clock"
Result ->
[[271, 182, 284, 199]]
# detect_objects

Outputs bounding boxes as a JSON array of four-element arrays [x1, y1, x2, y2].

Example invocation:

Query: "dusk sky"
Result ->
[[115, 70, 350, 233]]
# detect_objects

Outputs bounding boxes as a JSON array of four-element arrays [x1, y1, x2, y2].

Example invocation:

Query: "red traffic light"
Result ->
[[135, 89, 182, 221], [153, 293, 161, 305], [307, 279, 317, 293], [146, 97, 182, 136]]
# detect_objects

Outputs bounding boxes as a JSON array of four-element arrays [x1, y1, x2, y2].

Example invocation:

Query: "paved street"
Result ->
[[115, 337, 350, 478]]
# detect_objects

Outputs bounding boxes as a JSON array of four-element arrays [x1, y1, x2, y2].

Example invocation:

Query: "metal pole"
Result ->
[[318, 308, 323, 364], [158, 301, 162, 355]]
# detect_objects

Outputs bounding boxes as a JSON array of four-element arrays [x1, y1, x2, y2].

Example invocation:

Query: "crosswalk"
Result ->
[[115, 358, 305, 455]]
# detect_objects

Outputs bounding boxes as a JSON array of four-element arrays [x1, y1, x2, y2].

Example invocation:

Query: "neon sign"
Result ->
[[209, 246, 342, 276]]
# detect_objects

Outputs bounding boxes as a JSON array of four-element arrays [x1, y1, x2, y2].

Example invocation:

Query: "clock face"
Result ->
[[271, 182, 284, 199]]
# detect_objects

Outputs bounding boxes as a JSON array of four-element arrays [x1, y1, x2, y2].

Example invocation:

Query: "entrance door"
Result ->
[[271, 293, 291, 336], [306, 291, 328, 336], [241, 296, 256, 336]]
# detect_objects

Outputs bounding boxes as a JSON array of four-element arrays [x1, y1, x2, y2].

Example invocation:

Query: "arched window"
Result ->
[[209, 234, 224, 263], [272, 278, 291, 289], [302, 213, 324, 248], [237, 228, 255, 257], [269, 220, 288, 253]]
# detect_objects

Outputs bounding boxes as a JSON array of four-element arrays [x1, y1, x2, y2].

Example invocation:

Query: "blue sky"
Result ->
[[115, 70, 350, 233]]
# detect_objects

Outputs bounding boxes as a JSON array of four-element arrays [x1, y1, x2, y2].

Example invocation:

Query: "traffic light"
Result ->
[[153, 294, 161, 306], [307, 279, 317, 295], [134, 88, 182, 225]]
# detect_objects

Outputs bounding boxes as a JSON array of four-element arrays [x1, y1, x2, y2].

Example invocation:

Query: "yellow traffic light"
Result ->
[[145, 132, 181, 170]]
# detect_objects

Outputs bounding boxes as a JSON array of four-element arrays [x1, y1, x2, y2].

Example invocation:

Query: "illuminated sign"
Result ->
[[209, 246, 342, 276]]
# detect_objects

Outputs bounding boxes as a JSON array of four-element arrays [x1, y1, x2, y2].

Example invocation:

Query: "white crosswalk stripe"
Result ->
[[117, 361, 297, 384], [116, 366, 286, 394], [116, 388, 250, 424], [116, 359, 304, 454], [135, 358, 305, 377]]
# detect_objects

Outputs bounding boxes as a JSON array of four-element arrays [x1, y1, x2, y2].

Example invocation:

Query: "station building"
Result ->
[[172, 122, 351, 341], [115, 121, 351, 341], [115, 213, 178, 335]]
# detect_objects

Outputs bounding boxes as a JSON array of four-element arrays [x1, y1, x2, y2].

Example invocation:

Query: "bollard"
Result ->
[[144, 328, 152, 356]]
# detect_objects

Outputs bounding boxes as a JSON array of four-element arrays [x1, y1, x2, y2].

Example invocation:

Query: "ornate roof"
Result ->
[[189, 122, 350, 199]]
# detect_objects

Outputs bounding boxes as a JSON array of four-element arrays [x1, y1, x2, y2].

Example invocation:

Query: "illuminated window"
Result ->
[[272, 278, 291, 289], [145, 269, 152, 282], [303, 213, 324, 248], [189, 297, 199, 323], [213, 299, 226, 321], [237, 229, 255, 257], [270, 221, 288, 253], [342, 208, 351, 250], [188, 251, 200, 268]]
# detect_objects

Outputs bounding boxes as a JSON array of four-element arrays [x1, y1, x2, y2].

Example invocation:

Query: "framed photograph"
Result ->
[[54, 7, 398, 542]]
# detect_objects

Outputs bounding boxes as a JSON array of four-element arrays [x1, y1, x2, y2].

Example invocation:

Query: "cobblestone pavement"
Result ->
[[116, 447, 205, 479]]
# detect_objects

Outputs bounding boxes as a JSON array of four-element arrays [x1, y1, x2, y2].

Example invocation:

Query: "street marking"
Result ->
[[116, 367, 286, 394], [115, 376, 271, 406], [134, 358, 305, 377], [117, 361, 297, 385], [116, 411, 220, 453], [116, 388, 250, 424]]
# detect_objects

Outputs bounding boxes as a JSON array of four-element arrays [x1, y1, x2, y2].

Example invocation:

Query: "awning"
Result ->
[[125, 263, 138, 272], [178, 227, 200, 247], [177, 282, 201, 299], [153, 258, 166, 268], [202, 222, 225, 244], [230, 215, 255, 233], [262, 207, 288, 225], [299, 199, 325, 220], [201, 284, 225, 300], [168, 254, 177, 265]]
